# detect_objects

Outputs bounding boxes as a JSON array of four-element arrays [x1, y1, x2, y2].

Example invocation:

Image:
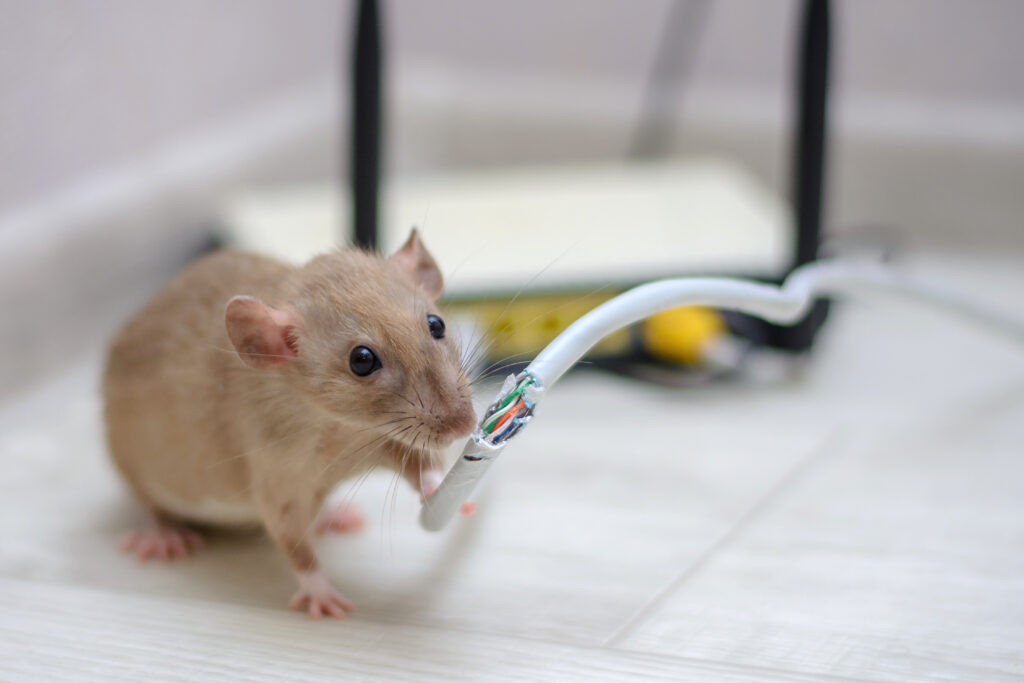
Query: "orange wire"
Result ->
[[491, 400, 521, 433]]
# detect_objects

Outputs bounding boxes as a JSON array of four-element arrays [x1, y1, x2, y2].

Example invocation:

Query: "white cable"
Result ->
[[527, 259, 1023, 387], [419, 436, 504, 531], [420, 260, 1024, 531]]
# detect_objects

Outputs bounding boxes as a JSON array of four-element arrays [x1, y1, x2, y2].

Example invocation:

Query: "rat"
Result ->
[[103, 229, 477, 619]]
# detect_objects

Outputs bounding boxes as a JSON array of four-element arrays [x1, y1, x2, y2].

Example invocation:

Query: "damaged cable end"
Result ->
[[419, 372, 543, 531], [476, 372, 542, 447]]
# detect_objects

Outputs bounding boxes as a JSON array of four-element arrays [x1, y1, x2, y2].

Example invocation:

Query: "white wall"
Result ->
[[1, 0, 1022, 393], [0, 0, 341, 217], [390, 0, 1024, 136], [3, 0, 1022, 226]]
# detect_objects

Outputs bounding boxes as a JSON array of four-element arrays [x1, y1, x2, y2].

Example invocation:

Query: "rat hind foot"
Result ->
[[289, 570, 355, 619], [315, 503, 366, 535], [119, 522, 203, 562]]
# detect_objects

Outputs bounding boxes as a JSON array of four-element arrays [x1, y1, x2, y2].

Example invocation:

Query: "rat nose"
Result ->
[[421, 367, 476, 440], [439, 396, 476, 439]]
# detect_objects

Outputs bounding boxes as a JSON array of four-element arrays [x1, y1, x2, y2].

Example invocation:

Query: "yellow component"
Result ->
[[445, 291, 630, 363], [641, 305, 726, 366]]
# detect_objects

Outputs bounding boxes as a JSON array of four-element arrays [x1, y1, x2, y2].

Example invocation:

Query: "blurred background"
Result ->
[[1, 0, 1022, 394], [4, 4, 1024, 674]]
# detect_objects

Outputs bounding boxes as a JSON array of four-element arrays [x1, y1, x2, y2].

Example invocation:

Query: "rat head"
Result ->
[[225, 229, 477, 453]]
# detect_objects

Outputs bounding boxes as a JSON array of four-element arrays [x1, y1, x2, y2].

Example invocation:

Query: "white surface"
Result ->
[[1, 252, 1022, 680], [526, 259, 1024, 388], [421, 260, 1024, 531], [220, 159, 791, 295]]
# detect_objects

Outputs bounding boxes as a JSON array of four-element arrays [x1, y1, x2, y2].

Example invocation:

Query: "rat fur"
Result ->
[[104, 230, 476, 618]]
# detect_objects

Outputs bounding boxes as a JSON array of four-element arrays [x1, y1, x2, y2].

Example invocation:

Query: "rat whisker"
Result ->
[[460, 323, 498, 374], [381, 388, 419, 410], [460, 280, 616, 375], [350, 416, 416, 435], [107, 231, 481, 615], [309, 423, 410, 495], [331, 433, 404, 518], [332, 420, 421, 515], [334, 442, 393, 511], [289, 424, 409, 555], [469, 353, 537, 385], [343, 425, 411, 468], [383, 429, 422, 547], [335, 464, 380, 514], [381, 469, 403, 557], [203, 417, 329, 469], [455, 317, 488, 372]]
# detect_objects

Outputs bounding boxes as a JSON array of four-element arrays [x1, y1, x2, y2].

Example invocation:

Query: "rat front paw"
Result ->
[[419, 470, 477, 517], [418, 468, 444, 501], [289, 570, 355, 620], [119, 523, 203, 562]]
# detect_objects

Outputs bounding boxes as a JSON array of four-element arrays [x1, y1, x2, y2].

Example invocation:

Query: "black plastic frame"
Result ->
[[347, 0, 832, 351]]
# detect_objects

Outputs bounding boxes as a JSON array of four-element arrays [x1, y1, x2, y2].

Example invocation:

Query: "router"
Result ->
[[217, 159, 790, 370]]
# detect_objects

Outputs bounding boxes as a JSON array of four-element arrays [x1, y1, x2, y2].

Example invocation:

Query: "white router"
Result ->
[[217, 157, 791, 298]]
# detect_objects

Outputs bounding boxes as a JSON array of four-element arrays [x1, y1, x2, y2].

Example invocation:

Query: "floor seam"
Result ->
[[601, 427, 845, 648]]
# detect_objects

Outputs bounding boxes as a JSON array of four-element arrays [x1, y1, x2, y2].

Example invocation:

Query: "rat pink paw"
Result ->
[[315, 504, 366, 534], [289, 570, 355, 620], [419, 469, 444, 501], [460, 501, 477, 517], [119, 524, 203, 562]]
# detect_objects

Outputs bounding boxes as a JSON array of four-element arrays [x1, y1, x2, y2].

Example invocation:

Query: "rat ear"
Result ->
[[389, 228, 444, 300], [225, 296, 299, 369]]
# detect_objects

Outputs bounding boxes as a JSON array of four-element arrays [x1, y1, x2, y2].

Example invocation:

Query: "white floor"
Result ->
[[1, 253, 1022, 681]]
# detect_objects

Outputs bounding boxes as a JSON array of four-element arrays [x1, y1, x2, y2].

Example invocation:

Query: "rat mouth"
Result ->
[[436, 404, 477, 442], [445, 416, 476, 440], [385, 421, 451, 455], [382, 417, 473, 472], [412, 405, 477, 444], [363, 394, 476, 454]]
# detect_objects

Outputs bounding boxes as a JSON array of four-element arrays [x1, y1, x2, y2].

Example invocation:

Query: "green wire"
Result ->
[[482, 400, 516, 433], [498, 378, 528, 408], [481, 376, 535, 434]]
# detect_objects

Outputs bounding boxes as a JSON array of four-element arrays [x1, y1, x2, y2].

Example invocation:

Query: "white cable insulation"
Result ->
[[420, 260, 1024, 531], [526, 260, 1024, 387], [419, 437, 502, 531]]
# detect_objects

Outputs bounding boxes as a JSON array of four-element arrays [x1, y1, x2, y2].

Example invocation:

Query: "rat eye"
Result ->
[[427, 314, 445, 340], [349, 346, 381, 377]]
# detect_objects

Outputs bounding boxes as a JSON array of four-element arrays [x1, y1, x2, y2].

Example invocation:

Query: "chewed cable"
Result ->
[[479, 374, 538, 445], [419, 259, 1024, 531]]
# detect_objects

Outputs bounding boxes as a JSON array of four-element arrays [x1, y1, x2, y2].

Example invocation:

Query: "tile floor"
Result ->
[[1, 252, 1021, 681]]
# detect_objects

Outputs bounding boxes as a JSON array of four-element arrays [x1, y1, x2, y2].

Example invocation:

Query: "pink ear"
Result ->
[[389, 228, 444, 300], [225, 296, 299, 369]]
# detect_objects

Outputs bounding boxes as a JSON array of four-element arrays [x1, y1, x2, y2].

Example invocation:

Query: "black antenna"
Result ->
[[793, 0, 830, 271], [350, 0, 382, 250], [781, 0, 831, 351], [729, 0, 831, 352]]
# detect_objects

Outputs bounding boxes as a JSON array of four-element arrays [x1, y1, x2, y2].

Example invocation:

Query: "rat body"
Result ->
[[104, 231, 476, 618]]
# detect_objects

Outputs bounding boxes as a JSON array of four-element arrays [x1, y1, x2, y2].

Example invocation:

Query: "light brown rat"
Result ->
[[103, 229, 476, 618]]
